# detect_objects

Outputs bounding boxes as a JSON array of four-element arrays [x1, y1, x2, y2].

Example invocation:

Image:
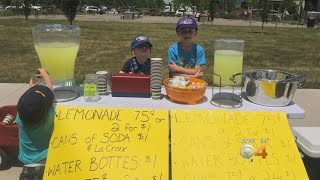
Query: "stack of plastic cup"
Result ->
[[96, 71, 108, 96], [150, 58, 163, 99], [2, 114, 14, 125]]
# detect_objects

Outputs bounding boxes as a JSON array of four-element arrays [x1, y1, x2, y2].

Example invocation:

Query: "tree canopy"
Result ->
[[62, 0, 80, 25]]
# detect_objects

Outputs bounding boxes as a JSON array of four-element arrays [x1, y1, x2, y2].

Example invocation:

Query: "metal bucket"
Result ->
[[243, 69, 306, 107]]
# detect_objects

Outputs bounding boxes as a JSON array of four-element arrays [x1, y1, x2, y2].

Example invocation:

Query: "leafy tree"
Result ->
[[304, 0, 314, 11], [257, 0, 270, 30], [83, 0, 102, 6], [198, 0, 206, 12], [62, 0, 80, 25], [280, 0, 295, 14], [226, 0, 235, 14], [172, 0, 183, 10], [23, 0, 31, 21], [154, 0, 165, 10], [0, 0, 12, 6], [208, 0, 217, 21]]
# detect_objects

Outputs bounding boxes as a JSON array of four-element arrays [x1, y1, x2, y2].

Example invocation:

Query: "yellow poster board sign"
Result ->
[[43, 106, 169, 180], [171, 109, 308, 180]]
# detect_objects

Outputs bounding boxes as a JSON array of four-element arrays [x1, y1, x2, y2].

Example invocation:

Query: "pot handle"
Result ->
[[285, 75, 307, 88], [297, 75, 307, 88]]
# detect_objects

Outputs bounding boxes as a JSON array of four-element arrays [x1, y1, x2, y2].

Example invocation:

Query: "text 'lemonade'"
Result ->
[[214, 50, 243, 86], [35, 42, 79, 81]]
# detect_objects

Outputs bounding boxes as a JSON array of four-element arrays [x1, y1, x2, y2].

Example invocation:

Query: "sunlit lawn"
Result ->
[[0, 18, 319, 88]]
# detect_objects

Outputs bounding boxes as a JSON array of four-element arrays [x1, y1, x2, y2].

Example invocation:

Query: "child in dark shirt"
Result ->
[[120, 36, 153, 75]]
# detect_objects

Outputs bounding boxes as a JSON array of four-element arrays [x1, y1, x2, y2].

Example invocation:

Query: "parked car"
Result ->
[[175, 9, 186, 17], [31, 4, 42, 11], [108, 8, 118, 14], [148, 9, 161, 16], [85, 6, 98, 13], [5, 6, 16, 10]]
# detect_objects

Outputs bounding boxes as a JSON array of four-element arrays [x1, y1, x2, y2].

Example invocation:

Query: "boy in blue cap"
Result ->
[[16, 68, 55, 179], [167, 17, 206, 78], [120, 36, 153, 75]]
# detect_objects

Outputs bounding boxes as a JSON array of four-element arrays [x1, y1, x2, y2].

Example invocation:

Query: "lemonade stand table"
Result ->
[[45, 86, 309, 179], [59, 87, 305, 119], [48, 86, 309, 179]]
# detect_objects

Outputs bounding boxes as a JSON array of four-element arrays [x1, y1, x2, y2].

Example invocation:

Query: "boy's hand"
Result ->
[[194, 69, 204, 78], [29, 68, 53, 90], [167, 61, 180, 72]]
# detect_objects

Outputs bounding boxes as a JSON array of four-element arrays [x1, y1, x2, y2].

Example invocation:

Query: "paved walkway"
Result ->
[[0, 14, 311, 28], [0, 83, 319, 179]]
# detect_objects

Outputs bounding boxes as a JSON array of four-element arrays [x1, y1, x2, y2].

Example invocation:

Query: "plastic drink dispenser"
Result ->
[[214, 39, 244, 86], [32, 24, 80, 102]]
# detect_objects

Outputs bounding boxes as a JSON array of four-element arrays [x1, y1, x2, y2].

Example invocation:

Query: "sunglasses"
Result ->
[[179, 29, 196, 34], [137, 43, 151, 49]]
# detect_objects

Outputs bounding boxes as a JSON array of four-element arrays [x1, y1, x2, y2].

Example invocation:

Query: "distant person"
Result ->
[[244, 10, 248, 21], [120, 36, 153, 75], [35, 10, 39, 19], [196, 11, 201, 22], [167, 17, 206, 78], [17, 68, 55, 180]]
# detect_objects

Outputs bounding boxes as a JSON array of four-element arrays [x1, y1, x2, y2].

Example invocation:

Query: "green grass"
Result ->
[[0, 18, 319, 88]]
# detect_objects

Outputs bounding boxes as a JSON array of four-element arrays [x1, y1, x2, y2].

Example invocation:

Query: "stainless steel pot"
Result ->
[[243, 69, 306, 107]]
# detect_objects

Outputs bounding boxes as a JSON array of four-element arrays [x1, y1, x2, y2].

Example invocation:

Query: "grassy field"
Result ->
[[0, 18, 319, 88]]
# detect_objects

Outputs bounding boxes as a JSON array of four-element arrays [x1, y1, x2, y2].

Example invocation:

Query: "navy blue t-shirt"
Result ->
[[121, 57, 151, 75]]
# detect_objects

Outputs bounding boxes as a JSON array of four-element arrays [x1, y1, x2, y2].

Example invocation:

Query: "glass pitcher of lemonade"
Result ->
[[213, 39, 244, 86], [32, 24, 80, 102]]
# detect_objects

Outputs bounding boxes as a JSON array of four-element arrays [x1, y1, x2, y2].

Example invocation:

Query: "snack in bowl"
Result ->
[[164, 77, 208, 104]]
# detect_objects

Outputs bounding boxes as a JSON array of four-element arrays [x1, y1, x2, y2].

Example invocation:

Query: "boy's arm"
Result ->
[[39, 68, 53, 90], [168, 61, 202, 76], [29, 68, 53, 90], [170, 65, 203, 78]]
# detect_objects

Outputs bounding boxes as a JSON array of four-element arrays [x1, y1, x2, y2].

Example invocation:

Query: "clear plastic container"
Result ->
[[213, 39, 244, 86], [32, 24, 80, 102], [84, 74, 101, 102]]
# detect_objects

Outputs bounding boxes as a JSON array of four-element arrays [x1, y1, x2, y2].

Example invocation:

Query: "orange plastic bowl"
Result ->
[[164, 77, 208, 104]]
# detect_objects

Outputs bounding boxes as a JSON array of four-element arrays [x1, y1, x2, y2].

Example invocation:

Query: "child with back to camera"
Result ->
[[120, 36, 153, 75], [16, 68, 55, 180], [167, 17, 206, 78]]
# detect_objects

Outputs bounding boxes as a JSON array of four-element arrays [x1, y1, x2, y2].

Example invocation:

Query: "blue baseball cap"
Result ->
[[176, 17, 198, 32], [131, 36, 153, 49]]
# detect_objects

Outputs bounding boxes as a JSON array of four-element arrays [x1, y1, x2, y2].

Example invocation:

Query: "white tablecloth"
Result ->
[[59, 87, 304, 119]]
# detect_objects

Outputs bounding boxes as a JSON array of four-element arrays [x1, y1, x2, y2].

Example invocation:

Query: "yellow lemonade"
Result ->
[[214, 50, 243, 86], [35, 42, 79, 81]]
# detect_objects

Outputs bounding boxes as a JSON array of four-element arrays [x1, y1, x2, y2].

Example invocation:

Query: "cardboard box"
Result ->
[[111, 73, 151, 98]]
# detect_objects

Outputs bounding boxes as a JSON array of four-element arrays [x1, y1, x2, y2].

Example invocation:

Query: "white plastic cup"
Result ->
[[150, 58, 163, 89], [151, 87, 161, 100], [2, 114, 14, 125]]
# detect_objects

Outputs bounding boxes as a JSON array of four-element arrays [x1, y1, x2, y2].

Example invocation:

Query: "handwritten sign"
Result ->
[[171, 110, 308, 180], [43, 106, 168, 180]]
